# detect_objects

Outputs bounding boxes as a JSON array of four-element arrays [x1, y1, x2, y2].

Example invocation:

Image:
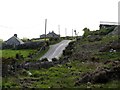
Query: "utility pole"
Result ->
[[58, 25, 60, 36], [65, 28, 67, 37], [72, 29, 73, 37], [45, 19, 47, 41]]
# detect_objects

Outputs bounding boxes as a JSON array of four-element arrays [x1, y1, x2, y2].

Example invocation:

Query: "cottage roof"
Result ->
[[6, 36, 24, 44], [48, 31, 58, 36], [100, 21, 118, 25], [40, 31, 60, 38], [14, 36, 24, 44]]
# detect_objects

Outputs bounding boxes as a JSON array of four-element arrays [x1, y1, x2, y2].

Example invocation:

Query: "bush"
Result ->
[[45, 41, 49, 46], [63, 50, 72, 56], [41, 58, 48, 62], [15, 53, 24, 59], [16, 41, 44, 49], [2, 41, 45, 50], [87, 35, 102, 42], [2, 57, 18, 77], [52, 58, 58, 62], [1, 43, 13, 49]]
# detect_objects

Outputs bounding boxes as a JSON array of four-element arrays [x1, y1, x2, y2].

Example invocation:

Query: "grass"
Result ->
[[33, 46, 50, 61], [100, 35, 119, 45], [2, 77, 20, 88], [0, 77, 2, 88], [2, 60, 98, 88], [3, 59, 120, 88], [78, 80, 120, 88], [0, 50, 2, 58], [1, 47, 50, 63], [32, 38, 49, 42], [95, 52, 120, 60], [2, 33, 120, 88], [0, 49, 37, 58]]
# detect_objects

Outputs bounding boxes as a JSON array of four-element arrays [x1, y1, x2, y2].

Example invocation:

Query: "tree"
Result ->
[[83, 28, 90, 37]]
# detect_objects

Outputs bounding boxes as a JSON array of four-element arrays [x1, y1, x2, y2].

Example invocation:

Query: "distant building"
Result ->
[[6, 34, 24, 46], [40, 31, 60, 38], [99, 21, 119, 35], [47, 31, 60, 38], [99, 21, 118, 29], [40, 34, 46, 38]]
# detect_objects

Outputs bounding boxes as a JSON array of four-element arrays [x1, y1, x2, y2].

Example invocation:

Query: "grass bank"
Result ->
[[0, 49, 37, 58]]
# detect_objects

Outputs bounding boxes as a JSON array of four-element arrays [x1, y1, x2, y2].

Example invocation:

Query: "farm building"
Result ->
[[6, 34, 24, 46], [99, 21, 118, 29], [40, 31, 60, 38], [40, 34, 46, 38]]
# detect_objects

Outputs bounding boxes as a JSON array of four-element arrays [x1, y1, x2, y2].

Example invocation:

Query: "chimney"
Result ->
[[14, 34, 17, 37]]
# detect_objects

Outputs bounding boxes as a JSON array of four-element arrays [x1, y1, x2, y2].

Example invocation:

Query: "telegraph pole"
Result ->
[[65, 28, 67, 37], [72, 29, 73, 37], [58, 25, 60, 36], [45, 19, 47, 41]]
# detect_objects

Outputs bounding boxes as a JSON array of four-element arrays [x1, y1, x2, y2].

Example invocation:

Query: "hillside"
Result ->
[[2, 27, 120, 88]]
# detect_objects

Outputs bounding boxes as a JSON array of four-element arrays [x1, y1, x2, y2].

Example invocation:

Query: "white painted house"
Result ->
[[6, 34, 24, 46]]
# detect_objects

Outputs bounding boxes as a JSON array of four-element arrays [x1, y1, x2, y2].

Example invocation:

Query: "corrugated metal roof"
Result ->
[[100, 21, 119, 25]]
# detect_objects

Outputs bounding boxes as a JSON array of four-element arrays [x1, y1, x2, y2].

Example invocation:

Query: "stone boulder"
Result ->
[[87, 35, 102, 42], [108, 26, 118, 35], [99, 40, 120, 52], [75, 60, 120, 86]]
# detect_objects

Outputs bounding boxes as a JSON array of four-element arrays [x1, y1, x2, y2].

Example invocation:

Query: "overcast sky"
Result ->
[[0, 0, 119, 41]]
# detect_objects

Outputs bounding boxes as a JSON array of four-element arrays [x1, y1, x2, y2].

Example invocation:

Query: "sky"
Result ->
[[0, 0, 119, 41]]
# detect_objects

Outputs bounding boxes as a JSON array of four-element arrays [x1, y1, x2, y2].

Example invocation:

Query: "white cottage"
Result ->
[[6, 34, 24, 46]]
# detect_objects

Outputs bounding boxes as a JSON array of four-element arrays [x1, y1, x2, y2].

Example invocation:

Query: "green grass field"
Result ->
[[0, 49, 37, 58], [32, 38, 49, 42]]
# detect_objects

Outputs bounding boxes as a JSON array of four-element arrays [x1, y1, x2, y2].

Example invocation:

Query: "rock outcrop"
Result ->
[[108, 26, 118, 35], [75, 60, 120, 86]]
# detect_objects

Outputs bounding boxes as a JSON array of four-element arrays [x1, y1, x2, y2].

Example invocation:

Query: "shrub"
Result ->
[[63, 50, 72, 56], [16, 41, 44, 49], [2, 57, 18, 77], [41, 58, 48, 62], [15, 53, 23, 59], [83, 28, 91, 38], [2, 43, 13, 49], [52, 58, 58, 62]]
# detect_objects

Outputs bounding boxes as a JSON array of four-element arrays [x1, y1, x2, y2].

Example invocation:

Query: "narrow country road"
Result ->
[[40, 40, 71, 61]]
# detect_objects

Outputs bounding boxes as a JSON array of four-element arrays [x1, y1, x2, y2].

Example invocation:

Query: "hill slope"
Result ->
[[2, 28, 120, 88]]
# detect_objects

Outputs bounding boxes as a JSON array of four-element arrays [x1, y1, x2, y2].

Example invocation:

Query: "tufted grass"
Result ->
[[0, 49, 37, 58]]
